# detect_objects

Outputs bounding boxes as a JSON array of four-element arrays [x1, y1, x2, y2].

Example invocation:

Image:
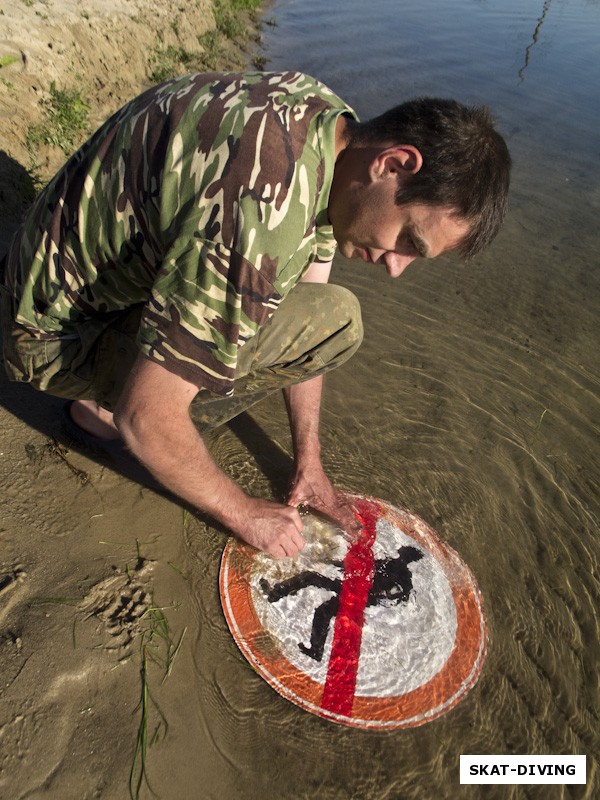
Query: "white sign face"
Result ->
[[251, 517, 457, 695], [221, 495, 486, 729]]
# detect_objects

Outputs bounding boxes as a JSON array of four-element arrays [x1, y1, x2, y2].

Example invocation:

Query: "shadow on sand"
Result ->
[[0, 363, 293, 535], [0, 150, 37, 257]]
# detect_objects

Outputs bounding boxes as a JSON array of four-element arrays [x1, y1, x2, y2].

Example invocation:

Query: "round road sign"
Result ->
[[219, 494, 486, 729]]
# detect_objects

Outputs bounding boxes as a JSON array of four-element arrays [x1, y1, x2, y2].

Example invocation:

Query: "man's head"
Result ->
[[329, 98, 511, 273]]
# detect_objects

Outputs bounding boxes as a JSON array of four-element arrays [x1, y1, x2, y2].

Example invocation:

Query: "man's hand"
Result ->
[[282, 373, 360, 539], [287, 459, 360, 538], [233, 499, 305, 559]]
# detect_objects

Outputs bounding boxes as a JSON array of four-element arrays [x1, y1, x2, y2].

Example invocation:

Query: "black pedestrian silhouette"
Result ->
[[260, 545, 424, 661]]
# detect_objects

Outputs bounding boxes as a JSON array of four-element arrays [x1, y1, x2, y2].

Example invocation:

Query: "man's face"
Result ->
[[329, 145, 471, 277]]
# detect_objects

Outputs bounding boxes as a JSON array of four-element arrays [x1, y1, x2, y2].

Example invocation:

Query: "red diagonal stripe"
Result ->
[[321, 498, 380, 716]]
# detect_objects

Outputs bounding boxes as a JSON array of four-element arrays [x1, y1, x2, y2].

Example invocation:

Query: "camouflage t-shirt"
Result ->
[[6, 71, 356, 395]]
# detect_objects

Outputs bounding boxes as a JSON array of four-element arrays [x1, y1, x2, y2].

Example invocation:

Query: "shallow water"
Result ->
[[179, 1, 599, 798]]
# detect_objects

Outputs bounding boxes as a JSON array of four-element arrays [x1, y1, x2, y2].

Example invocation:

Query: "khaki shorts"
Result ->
[[1, 282, 363, 425]]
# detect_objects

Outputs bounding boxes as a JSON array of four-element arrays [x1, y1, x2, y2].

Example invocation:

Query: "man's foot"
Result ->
[[62, 400, 139, 466], [69, 400, 121, 441]]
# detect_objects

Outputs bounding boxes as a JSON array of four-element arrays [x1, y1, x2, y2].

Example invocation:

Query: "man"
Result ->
[[0, 72, 510, 558]]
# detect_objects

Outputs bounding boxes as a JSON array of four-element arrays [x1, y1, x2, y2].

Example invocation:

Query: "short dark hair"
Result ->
[[349, 99, 511, 259]]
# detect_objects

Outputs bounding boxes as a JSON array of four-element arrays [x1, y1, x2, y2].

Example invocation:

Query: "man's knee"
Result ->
[[324, 284, 363, 354], [306, 283, 363, 368], [239, 282, 363, 378]]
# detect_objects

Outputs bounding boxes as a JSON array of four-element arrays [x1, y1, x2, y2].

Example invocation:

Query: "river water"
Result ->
[[180, 2, 600, 798]]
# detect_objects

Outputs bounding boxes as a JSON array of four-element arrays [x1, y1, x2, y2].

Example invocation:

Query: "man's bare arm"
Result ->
[[287, 259, 359, 533], [300, 260, 332, 284], [113, 354, 305, 558], [283, 377, 358, 536]]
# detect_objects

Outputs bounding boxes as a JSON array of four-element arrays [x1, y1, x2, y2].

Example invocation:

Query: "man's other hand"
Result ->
[[287, 461, 361, 539]]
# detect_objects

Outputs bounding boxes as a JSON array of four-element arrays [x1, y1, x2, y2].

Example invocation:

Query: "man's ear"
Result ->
[[370, 145, 423, 180]]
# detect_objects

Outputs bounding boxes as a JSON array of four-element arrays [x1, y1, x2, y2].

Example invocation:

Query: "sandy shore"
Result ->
[[0, 4, 274, 798]]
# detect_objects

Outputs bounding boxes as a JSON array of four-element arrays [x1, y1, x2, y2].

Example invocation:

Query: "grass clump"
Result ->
[[230, 0, 262, 10], [215, 0, 263, 41], [0, 55, 19, 69], [214, 0, 245, 40], [129, 602, 187, 800], [148, 44, 200, 84], [26, 81, 90, 156], [148, 0, 265, 84], [197, 29, 225, 71]]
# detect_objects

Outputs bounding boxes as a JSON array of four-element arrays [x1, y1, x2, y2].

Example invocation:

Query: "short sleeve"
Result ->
[[313, 223, 338, 264]]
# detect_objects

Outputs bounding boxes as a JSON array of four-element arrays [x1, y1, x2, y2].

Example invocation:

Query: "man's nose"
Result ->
[[384, 252, 416, 277]]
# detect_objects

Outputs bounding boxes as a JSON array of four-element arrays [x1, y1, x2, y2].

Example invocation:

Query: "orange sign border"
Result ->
[[219, 494, 487, 729]]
